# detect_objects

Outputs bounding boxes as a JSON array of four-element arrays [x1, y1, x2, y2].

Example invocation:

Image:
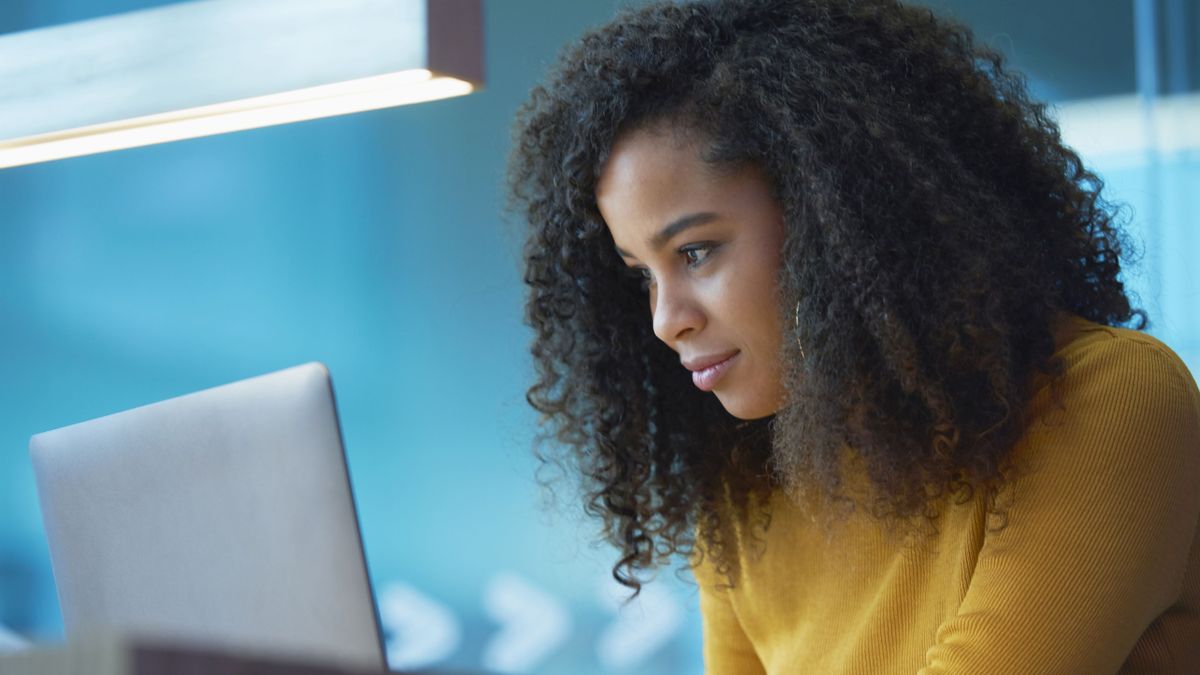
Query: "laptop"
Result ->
[[28, 362, 386, 670]]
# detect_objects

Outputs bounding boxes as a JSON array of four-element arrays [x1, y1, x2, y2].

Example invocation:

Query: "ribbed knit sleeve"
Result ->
[[694, 555, 768, 674], [919, 335, 1200, 673]]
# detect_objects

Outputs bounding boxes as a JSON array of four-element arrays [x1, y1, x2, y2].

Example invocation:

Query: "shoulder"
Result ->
[[1016, 313, 1200, 485], [1040, 313, 1197, 405]]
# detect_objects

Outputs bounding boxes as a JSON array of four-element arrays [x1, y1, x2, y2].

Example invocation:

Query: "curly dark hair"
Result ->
[[506, 0, 1145, 593]]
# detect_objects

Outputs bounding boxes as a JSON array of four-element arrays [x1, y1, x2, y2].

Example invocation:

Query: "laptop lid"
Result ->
[[29, 362, 385, 670]]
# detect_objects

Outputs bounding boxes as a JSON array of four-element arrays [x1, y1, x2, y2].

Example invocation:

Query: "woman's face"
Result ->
[[595, 127, 787, 420]]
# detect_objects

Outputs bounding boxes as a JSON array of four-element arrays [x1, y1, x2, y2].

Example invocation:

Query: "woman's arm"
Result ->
[[694, 556, 768, 674], [921, 335, 1200, 673]]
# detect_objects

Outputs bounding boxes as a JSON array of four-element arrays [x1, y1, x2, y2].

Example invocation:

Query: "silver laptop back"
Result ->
[[29, 362, 385, 670]]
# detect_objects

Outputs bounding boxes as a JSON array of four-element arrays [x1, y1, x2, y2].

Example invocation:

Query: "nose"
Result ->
[[651, 279, 705, 346]]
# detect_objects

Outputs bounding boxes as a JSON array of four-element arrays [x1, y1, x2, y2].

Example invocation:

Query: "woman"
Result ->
[[506, 0, 1200, 672]]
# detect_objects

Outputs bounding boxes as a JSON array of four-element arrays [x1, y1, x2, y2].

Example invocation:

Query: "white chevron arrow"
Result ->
[[481, 571, 572, 673], [595, 579, 684, 669], [0, 625, 28, 653], [377, 582, 462, 670]]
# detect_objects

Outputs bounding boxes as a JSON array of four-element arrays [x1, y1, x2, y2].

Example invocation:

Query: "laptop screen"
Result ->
[[29, 362, 385, 670]]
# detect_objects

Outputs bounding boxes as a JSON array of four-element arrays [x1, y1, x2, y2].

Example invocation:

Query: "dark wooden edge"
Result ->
[[428, 0, 485, 86], [131, 642, 385, 674], [129, 642, 480, 674]]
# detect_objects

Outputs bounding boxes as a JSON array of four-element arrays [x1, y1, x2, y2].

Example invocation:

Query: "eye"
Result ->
[[624, 266, 655, 290], [681, 242, 717, 267]]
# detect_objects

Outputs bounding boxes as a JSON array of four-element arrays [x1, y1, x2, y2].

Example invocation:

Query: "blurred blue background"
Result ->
[[0, 1, 1195, 673]]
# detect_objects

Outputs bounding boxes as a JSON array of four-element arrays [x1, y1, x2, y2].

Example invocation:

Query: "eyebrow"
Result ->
[[613, 212, 720, 259]]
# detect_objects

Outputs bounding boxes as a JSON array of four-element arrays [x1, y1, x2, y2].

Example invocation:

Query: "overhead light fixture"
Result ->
[[0, 0, 484, 169]]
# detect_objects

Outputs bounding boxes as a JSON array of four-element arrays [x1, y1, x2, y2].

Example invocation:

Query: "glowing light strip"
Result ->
[[0, 70, 473, 169]]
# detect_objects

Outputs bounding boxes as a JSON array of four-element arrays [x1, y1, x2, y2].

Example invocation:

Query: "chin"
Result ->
[[714, 392, 778, 421]]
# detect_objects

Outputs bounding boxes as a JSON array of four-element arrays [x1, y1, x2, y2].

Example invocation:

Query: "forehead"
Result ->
[[594, 128, 723, 238], [596, 126, 708, 197], [594, 127, 776, 249]]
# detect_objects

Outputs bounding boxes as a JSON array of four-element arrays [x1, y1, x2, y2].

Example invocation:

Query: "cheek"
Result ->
[[738, 250, 784, 347], [709, 273, 771, 347]]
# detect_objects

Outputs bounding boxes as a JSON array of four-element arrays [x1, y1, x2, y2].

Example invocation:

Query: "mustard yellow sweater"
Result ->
[[693, 314, 1200, 674]]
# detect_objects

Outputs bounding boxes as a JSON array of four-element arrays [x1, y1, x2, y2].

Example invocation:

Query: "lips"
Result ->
[[683, 351, 739, 392], [682, 351, 739, 372]]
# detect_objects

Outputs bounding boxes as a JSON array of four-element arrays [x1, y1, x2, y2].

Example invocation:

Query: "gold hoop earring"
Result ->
[[793, 300, 806, 361]]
